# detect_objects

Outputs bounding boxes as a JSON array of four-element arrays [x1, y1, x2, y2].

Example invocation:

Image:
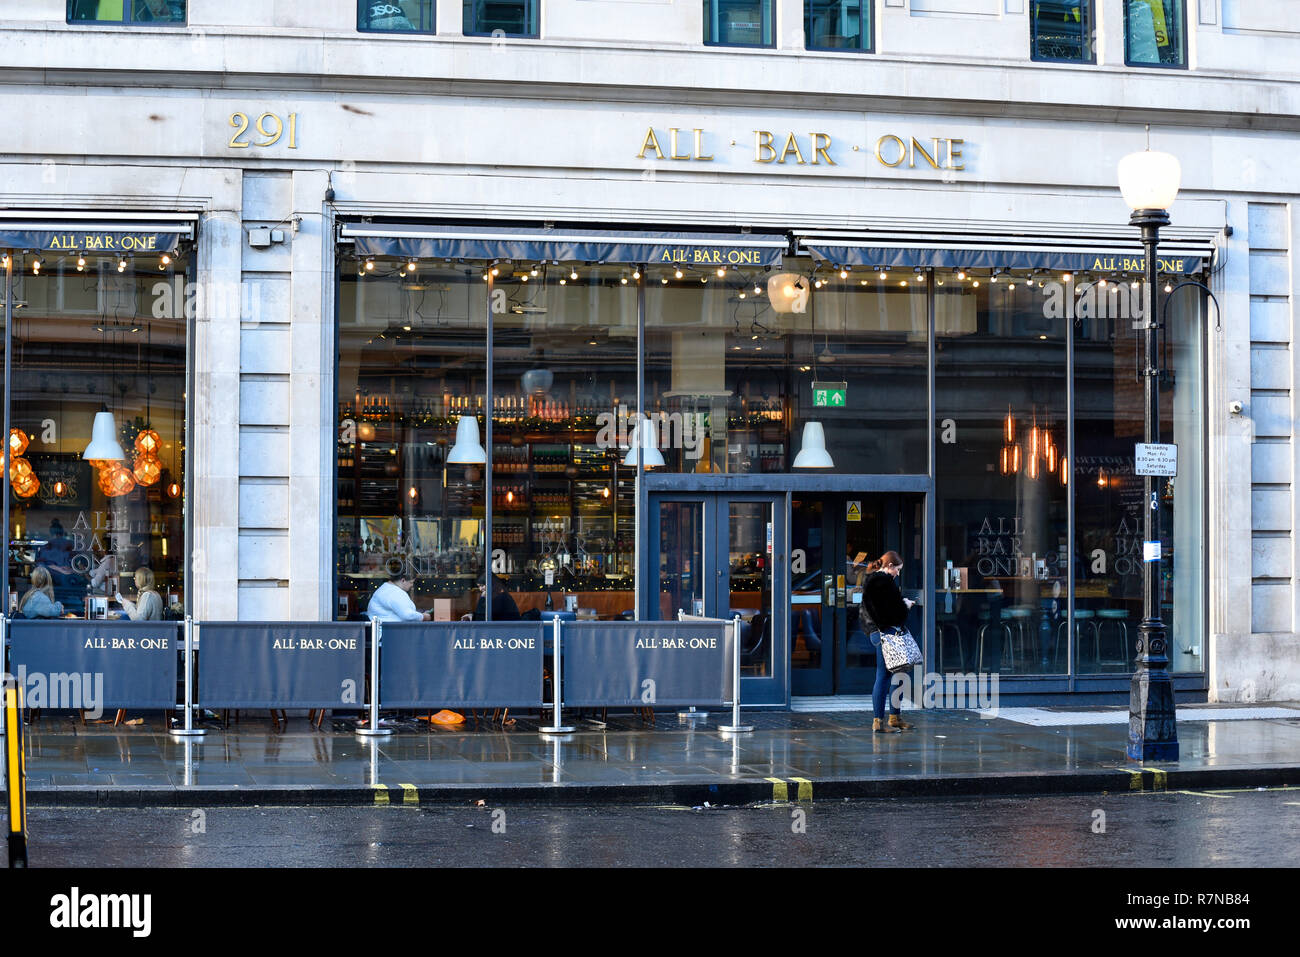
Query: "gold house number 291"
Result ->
[[228, 112, 298, 149]]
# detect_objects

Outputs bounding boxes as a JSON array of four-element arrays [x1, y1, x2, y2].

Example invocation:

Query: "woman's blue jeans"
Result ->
[[871, 631, 901, 720]]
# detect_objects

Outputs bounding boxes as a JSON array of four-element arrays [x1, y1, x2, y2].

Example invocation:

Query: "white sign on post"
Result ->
[[1134, 443, 1177, 477]]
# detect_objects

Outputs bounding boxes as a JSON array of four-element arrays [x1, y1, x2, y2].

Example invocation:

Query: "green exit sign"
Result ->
[[813, 380, 847, 408]]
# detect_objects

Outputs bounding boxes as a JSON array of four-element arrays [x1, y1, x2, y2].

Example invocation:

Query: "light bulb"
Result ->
[[118, 258, 127, 272], [560, 278, 567, 285], [407, 260, 418, 271], [530, 266, 539, 277], [632, 269, 641, 280], [161, 254, 172, 266], [1061, 272, 1072, 282], [879, 270, 887, 280], [957, 271, 966, 281], [839, 269, 848, 279], [570, 268, 578, 280], [621, 276, 628, 285], [972, 280, 980, 287], [364, 259, 374, 271], [675, 269, 684, 279], [716, 267, 726, 277]]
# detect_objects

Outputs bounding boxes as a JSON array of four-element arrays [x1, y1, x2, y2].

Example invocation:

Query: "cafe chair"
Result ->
[[1004, 606, 1036, 671], [799, 610, 822, 655], [741, 612, 769, 669]]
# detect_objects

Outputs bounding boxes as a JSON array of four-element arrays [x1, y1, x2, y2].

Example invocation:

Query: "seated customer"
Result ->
[[472, 572, 521, 621], [19, 567, 65, 618], [117, 567, 164, 621], [367, 571, 431, 622]]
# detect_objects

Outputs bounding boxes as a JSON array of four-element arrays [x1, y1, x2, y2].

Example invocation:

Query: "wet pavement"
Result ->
[[23, 787, 1300, 867], [5, 703, 1300, 805]]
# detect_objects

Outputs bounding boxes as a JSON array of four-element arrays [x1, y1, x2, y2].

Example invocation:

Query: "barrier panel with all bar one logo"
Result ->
[[562, 621, 731, 708], [378, 621, 545, 708], [197, 622, 366, 709], [7, 620, 179, 710]]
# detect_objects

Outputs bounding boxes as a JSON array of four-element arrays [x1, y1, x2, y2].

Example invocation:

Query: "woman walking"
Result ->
[[862, 550, 915, 733]]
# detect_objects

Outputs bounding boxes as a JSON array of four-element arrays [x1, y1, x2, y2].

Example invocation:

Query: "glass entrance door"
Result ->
[[791, 493, 924, 696], [652, 494, 786, 705]]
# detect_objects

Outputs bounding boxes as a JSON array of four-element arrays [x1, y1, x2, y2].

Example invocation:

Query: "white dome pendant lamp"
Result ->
[[792, 421, 834, 469], [623, 414, 666, 468], [83, 409, 126, 465], [447, 414, 486, 464]]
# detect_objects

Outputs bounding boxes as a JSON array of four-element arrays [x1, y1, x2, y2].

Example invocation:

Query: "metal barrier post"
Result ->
[[4, 674, 28, 867], [356, 618, 394, 738], [538, 615, 574, 735], [170, 616, 206, 737], [675, 610, 708, 721], [717, 616, 752, 734]]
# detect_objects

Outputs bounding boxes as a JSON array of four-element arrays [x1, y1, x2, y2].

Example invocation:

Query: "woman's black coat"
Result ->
[[863, 571, 909, 631]]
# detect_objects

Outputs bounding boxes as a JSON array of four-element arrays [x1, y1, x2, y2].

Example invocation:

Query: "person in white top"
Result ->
[[366, 573, 431, 622]]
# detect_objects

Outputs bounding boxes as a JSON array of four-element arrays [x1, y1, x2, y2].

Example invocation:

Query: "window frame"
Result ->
[[1123, 0, 1189, 70], [358, 1, 437, 35], [704, 0, 777, 50], [804, 0, 873, 54], [463, 0, 540, 39], [1028, 0, 1096, 65], [66, 0, 188, 25]]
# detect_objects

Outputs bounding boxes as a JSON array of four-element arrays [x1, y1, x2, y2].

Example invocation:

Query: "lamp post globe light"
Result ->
[[1117, 139, 1181, 762]]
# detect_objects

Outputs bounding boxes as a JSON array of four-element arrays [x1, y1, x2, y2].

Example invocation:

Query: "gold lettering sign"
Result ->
[[633, 126, 963, 172], [45, 234, 160, 252], [1090, 256, 1188, 273]]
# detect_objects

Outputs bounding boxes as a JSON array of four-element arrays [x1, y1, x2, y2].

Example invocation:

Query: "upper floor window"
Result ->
[[359, 1, 435, 33], [704, 0, 774, 48], [465, 0, 539, 37], [1030, 1, 1095, 63], [806, 0, 871, 52], [1125, 0, 1186, 68], [68, 0, 185, 22]]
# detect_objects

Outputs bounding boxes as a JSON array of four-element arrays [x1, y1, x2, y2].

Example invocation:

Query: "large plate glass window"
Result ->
[[1074, 271, 1204, 673], [67, 0, 186, 23], [805, 0, 871, 52], [5, 247, 190, 619], [704, 0, 774, 48], [1030, 1, 1095, 63], [358, 1, 435, 32], [336, 257, 487, 621], [644, 258, 927, 476], [1125, 0, 1186, 68], [490, 264, 637, 620], [464, 0, 538, 37], [934, 268, 1068, 677]]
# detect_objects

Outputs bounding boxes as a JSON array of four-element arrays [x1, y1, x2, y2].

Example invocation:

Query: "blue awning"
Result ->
[[342, 223, 788, 268], [0, 221, 191, 255], [798, 227, 1217, 276]]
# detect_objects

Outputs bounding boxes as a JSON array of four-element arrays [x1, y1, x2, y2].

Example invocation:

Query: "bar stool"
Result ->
[[1005, 607, 1037, 671], [977, 609, 1012, 673], [936, 612, 962, 672], [1096, 609, 1131, 670], [1054, 609, 1096, 672]]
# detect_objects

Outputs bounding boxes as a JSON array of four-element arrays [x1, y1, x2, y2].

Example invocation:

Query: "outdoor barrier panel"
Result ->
[[562, 621, 731, 708], [197, 621, 367, 709], [379, 621, 545, 708], [7, 620, 179, 711]]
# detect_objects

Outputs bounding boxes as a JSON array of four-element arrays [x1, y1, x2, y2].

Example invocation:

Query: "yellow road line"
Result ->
[[1174, 790, 1234, 799], [1122, 769, 1145, 791], [790, 777, 813, 802], [765, 777, 788, 802], [1147, 768, 1168, 791], [398, 783, 419, 805], [371, 784, 389, 806]]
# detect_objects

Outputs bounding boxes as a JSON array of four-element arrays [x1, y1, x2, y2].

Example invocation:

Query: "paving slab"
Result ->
[[4, 703, 1299, 806]]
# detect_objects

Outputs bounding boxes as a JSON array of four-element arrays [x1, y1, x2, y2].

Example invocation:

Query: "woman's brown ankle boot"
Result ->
[[889, 714, 914, 730], [873, 718, 900, 733]]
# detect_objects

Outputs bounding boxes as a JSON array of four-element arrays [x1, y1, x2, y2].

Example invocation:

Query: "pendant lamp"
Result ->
[[792, 421, 834, 469], [446, 415, 486, 464], [623, 415, 665, 468], [83, 410, 126, 463]]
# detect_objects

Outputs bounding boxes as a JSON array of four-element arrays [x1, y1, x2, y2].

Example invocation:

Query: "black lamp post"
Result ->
[[1118, 141, 1181, 762]]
